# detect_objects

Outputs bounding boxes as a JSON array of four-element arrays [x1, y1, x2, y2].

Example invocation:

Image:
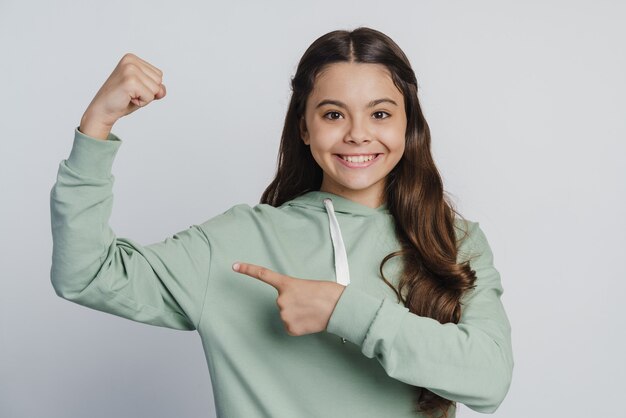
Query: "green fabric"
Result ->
[[50, 126, 514, 417]]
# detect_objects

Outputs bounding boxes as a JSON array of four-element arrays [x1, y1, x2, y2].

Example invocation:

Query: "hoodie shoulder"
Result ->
[[453, 217, 481, 263], [453, 216, 476, 238], [195, 202, 286, 236]]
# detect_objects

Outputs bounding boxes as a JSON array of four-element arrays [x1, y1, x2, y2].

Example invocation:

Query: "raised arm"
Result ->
[[326, 221, 514, 413], [50, 53, 211, 330], [50, 127, 211, 330]]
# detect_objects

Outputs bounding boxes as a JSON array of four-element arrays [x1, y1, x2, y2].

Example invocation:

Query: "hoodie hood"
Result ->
[[284, 191, 390, 216], [282, 191, 391, 289]]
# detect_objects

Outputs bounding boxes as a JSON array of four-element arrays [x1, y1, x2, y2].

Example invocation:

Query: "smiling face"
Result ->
[[300, 62, 407, 209]]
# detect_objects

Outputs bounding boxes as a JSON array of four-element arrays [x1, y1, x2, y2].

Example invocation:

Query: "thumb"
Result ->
[[155, 83, 167, 100]]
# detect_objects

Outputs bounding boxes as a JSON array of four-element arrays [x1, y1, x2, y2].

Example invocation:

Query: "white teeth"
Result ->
[[340, 154, 376, 163]]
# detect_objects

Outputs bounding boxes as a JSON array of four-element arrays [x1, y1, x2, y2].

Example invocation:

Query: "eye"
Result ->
[[373, 111, 390, 119], [323, 111, 343, 120]]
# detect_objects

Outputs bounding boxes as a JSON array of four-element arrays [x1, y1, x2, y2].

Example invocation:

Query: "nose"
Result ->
[[344, 116, 372, 144]]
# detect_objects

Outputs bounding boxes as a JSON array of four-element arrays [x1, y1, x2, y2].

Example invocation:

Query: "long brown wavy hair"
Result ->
[[260, 27, 478, 418]]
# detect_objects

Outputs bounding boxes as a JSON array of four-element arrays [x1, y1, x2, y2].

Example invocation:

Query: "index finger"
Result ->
[[232, 262, 284, 289]]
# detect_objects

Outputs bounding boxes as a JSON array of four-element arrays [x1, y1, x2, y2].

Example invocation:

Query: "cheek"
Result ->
[[395, 136, 406, 153], [396, 144, 406, 162], [377, 129, 405, 154], [309, 128, 340, 150], [393, 123, 407, 151]]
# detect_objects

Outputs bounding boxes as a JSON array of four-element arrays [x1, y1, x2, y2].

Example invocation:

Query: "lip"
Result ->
[[334, 153, 382, 168]]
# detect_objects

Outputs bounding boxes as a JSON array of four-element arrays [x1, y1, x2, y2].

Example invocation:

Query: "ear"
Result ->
[[299, 117, 309, 145]]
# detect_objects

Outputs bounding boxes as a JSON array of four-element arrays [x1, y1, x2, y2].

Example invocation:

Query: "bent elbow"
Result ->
[[50, 266, 91, 302], [51, 274, 79, 301], [469, 352, 514, 413]]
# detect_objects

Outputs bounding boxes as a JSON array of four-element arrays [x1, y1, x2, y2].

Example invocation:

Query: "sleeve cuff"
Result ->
[[326, 284, 385, 345], [66, 126, 123, 178]]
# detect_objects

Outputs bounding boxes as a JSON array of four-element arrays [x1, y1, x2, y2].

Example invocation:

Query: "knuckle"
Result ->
[[123, 76, 139, 91], [121, 52, 136, 63], [257, 268, 268, 279], [121, 63, 138, 78]]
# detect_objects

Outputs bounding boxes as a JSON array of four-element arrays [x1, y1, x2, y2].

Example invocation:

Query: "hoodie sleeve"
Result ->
[[49, 127, 211, 331], [325, 221, 513, 413]]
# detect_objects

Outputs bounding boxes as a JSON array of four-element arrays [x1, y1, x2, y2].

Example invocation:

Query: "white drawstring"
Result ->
[[323, 198, 351, 286], [323, 198, 351, 345]]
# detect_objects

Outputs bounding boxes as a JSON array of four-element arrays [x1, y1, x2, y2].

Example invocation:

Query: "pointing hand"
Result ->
[[232, 262, 345, 336]]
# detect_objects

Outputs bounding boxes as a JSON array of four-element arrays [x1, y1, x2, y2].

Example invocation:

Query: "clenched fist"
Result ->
[[79, 53, 166, 140]]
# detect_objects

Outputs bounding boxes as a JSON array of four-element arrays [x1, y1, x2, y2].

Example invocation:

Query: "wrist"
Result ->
[[79, 111, 114, 141]]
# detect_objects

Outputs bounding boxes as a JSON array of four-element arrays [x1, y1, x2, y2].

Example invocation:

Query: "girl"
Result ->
[[50, 27, 513, 418]]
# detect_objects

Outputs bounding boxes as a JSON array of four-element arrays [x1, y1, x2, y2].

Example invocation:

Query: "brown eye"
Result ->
[[324, 111, 343, 120], [373, 111, 390, 119]]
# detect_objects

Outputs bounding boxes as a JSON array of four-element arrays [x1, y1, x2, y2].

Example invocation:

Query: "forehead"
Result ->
[[309, 62, 402, 102]]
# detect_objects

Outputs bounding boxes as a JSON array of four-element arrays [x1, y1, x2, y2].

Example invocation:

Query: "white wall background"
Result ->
[[1, 1, 624, 417]]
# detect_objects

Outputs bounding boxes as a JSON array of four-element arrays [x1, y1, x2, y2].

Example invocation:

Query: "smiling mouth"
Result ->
[[335, 154, 381, 163], [333, 153, 382, 168]]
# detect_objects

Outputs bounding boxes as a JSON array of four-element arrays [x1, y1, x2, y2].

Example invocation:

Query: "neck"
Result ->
[[319, 184, 385, 210]]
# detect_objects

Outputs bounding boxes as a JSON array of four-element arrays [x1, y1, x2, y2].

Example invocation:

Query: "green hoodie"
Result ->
[[50, 127, 514, 418]]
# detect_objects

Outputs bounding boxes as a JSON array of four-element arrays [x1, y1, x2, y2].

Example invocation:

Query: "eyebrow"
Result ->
[[315, 98, 398, 109]]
